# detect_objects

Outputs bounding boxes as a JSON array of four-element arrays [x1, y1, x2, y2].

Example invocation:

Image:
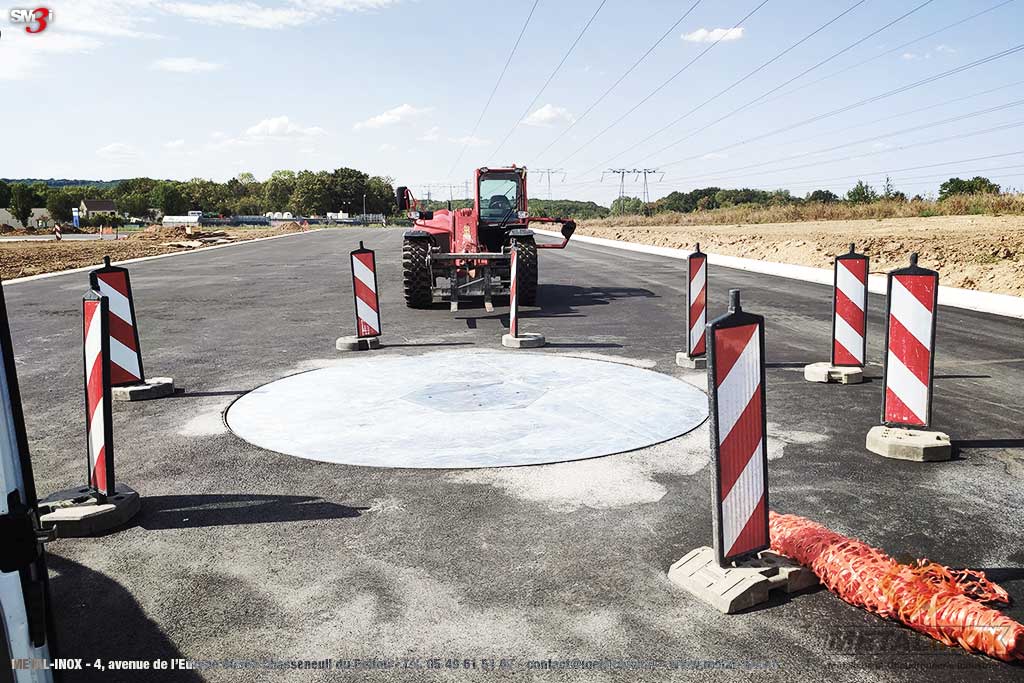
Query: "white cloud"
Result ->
[[153, 57, 224, 72], [683, 27, 744, 43], [96, 143, 140, 161], [522, 104, 575, 127], [0, 32, 103, 80], [244, 115, 325, 138], [353, 104, 430, 130], [901, 52, 919, 60], [378, 143, 397, 152], [160, 2, 318, 29], [164, 139, 186, 149], [448, 135, 489, 147], [418, 126, 441, 141], [161, 0, 399, 30], [701, 152, 728, 160], [936, 44, 957, 54]]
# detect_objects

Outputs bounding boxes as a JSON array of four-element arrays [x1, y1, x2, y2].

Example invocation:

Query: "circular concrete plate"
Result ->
[[226, 351, 708, 469]]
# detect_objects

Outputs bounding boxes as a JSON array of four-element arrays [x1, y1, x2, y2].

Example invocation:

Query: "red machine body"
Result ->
[[396, 166, 575, 311]]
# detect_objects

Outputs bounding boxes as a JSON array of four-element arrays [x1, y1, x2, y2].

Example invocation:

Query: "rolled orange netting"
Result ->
[[769, 511, 1024, 662]]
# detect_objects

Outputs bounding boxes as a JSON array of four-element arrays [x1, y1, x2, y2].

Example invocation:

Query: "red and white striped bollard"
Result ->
[[89, 257, 174, 400], [805, 243, 868, 384], [867, 253, 951, 461], [502, 246, 545, 349], [677, 243, 707, 368], [337, 241, 382, 351]]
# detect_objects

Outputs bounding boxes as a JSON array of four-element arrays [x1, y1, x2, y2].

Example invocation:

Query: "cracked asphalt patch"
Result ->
[[5, 228, 1023, 681]]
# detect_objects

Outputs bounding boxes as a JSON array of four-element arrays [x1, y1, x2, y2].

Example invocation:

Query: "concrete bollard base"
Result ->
[[38, 483, 140, 537], [336, 336, 381, 352], [866, 425, 952, 462], [668, 546, 818, 614], [112, 377, 174, 401], [803, 362, 863, 384], [676, 352, 707, 369], [502, 333, 546, 349]]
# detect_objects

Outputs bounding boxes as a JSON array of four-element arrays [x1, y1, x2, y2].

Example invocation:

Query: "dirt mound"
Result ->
[[275, 221, 307, 233]]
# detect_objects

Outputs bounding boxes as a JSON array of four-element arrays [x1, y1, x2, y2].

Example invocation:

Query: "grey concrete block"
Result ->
[[112, 377, 174, 401], [668, 546, 818, 614], [866, 425, 952, 462], [676, 352, 707, 369], [501, 333, 545, 349], [803, 362, 863, 384], [38, 483, 140, 537], [336, 336, 381, 351]]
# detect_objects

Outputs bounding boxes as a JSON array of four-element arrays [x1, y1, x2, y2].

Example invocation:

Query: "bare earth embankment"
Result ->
[[0, 223, 312, 281], [578, 214, 1024, 297]]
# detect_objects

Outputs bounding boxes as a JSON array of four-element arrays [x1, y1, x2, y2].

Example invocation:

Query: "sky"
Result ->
[[1, 0, 1023, 205]]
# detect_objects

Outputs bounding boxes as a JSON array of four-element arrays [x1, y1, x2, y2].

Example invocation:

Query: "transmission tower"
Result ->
[[533, 168, 566, 200], [603, 168, 631, 215], [636, 168, 664, 212]]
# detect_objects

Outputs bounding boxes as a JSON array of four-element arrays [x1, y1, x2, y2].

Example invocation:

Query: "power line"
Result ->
[[582, 0, 868, 175], [663, 98, 1024, 182], [530, 0, 704, 163], [488, 0, 608, 163], [627, 0, 940, 169], [447, 0, 541, 178], [532, 168, 566, 200], [604, 168, 632, 214], [551, 0, 772, 167], [760, 0, 1017, 107], [655, 43, 1024, 169]]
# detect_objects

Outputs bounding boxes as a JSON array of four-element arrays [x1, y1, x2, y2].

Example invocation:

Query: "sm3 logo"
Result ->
[[10, 7, 53, 33]]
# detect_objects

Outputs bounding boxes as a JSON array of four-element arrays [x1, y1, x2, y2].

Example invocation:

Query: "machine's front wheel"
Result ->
[[510, 237, 538, 306], [402, 237, 433, 308]]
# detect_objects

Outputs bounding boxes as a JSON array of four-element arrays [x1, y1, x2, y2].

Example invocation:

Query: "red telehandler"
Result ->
[[395, 165, 576, 311]]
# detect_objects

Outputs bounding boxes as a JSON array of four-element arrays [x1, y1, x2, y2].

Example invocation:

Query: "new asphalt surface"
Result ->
[[4, 228, 1023, 682]]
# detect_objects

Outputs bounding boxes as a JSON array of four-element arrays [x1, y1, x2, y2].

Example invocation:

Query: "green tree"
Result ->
[[45, 189, 77, 222], [806, 189, 839, 203], [9, 184, 35, 227], [119, 192, 152, 220], [0, 181, 10, 209], [846, 180, 878, 204], [150, 181, 188, 215], [938, 176, 1000, 200], [264, 170, 297, 212], [291, 171, 333, 215], [610, 195, 644, 215]]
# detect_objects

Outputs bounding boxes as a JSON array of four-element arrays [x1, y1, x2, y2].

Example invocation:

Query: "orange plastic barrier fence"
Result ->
[[769, 512, 1023, 662]]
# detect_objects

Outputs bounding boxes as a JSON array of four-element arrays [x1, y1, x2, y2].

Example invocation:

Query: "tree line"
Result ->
[[0, 168, 396, 227]]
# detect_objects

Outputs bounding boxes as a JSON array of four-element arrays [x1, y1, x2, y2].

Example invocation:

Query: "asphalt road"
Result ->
[[4, 228, 1023, 682]]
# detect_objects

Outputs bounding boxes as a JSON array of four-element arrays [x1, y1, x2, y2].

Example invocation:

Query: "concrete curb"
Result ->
[[535, 229, 1024, 320], [4, 229, 328, 285]]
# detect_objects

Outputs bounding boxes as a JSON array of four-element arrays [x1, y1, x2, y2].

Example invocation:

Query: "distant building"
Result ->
[[0, 208, 52, 230], [80, 199, 117, 218]]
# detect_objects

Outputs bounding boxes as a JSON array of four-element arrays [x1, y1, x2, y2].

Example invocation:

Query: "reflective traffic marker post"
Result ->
[[708, 289, 769, 567], [667, 289, 818, 612], [804, 244, 867, 384], [338, 241, 383, 351], [89, 257, 174, 401], [502, 246, 545, 349], [36, 291, 141, 537], [866, 253, 951, 461], [677, 244, 707, 369]]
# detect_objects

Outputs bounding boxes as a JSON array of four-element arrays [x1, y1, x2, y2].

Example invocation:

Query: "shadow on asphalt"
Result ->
[[47, 554, 202, 681], [544, 342, 624, 349], [537, 284, 658, 315], [131, 494, 367, 531], [382, 342, 474, 348], [952, 438, 1024, 450], [170, 390, 248, 398]]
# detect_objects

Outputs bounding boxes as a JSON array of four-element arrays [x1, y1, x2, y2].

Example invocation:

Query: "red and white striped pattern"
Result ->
[[714, 322, 767, 562], [351, 249, 381, 338], [884, 274, 936, 427], [93, 270, 143, 386], [832, 256, 867, 366], [83, 297, 114, 496], [687, 253, 707, 356], [509, 247, 519, 338]]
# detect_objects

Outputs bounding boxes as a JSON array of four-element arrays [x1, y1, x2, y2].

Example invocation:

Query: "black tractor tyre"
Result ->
[[510, 237, 538, 306], [402, 237, 433, 308]]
